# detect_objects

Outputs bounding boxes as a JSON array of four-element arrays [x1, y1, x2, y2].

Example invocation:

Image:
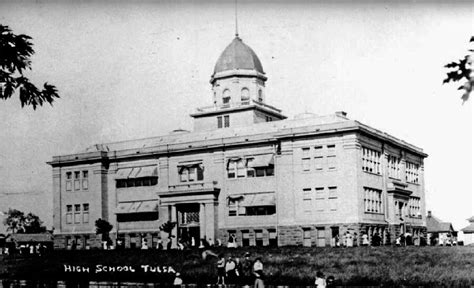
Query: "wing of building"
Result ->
[[48, 36, 428, 249]]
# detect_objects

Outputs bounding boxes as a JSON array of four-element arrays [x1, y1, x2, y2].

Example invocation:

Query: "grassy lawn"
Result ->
[[1, 246, 473, 286]]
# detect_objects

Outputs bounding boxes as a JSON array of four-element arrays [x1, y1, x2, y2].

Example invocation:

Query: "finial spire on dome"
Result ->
[[235, 0, 239, 37]]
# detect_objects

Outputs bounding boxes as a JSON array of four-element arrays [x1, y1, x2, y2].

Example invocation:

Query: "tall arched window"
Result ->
[[258, 89, 263, 102], [223, 89, 231, 105], [241, 88, 250, 102]]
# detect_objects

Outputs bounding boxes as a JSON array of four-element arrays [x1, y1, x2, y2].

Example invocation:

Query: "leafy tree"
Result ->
[[0, 24, 59, 109], [2, 208, 46, 233], [443, 36, 473, 104], [159, 220, 176, 240], [95, 218, 113, 243]]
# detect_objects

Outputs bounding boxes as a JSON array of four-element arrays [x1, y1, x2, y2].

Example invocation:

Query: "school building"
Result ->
[[48, 35, 427, 249]]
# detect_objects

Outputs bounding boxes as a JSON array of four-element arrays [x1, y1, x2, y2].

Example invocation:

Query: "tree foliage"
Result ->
[[2, 208, 47, 233], [443, 36, 474, 104], [0, 24, 59, 109], [159, 220, 176, 238], [95, 218, 113, 242]]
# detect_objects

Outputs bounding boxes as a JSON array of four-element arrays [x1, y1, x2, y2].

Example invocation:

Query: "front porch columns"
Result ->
[[205, 202, 216, 242], [199, 203, 206, 239], [170, 204, 177, 249]]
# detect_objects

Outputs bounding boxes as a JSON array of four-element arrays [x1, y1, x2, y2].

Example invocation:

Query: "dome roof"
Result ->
[[213, 37, 264, 75]]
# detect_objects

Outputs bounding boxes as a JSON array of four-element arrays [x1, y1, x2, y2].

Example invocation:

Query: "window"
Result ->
[[362, 147, 382, 174], [302, 188, 312, 216], [408, 197, 421, 218], [66, 172, 72, 191], [179, 164, 204, 182], [258, 89, 263, 102], [82, 171, 88, 190], [328, 186, 338, 211], [228, 193, 276, 216], [217, 116, 223, 128], [364, 187, 382, 214], [255, 230, 263, 246], [406, 161, 420, 183], [265, 116, 273, 122], [303, 228, 312, 247], [302, 148, 311, 171], [74, 204, 81, 224], [315, 197, 325, 212], [242, 230, 250, 246], [241, 88, 250, 102], [117, 212, 159, 222], [66, 205, 72, 224], [269, 229, 277, 247], [228, 156, 274, 179], [224, 115, 230, 127], [314, 156, 323, 171], [327, 155, 336, 170], [388, 155, 401, 179], [83, 204, 89, 223], [74, 171, 80, 190], [223, 89, 231, 105]]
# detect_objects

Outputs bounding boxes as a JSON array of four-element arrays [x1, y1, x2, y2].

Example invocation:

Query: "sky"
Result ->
[[0, 1, 472, 236]]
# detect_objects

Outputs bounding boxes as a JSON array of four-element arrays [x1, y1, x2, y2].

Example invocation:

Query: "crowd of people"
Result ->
[[214, 252, 265, 287]]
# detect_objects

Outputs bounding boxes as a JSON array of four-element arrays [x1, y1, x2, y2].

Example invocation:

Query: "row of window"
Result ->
[[227, 158, 274, 178], [66, 203, 89, 224], [65, 170, 88, 191], [408, 197, 421, 217], [301, 187, 338, 214], [301, 145, 337, 172], [361, 147, 421, 183], [364, 187, 383, 214], [220, 88, 263, 105], [116, 177, 158, 188], [406, 162, 420, 184], [217, 115, 230, 128], [228, 228, 277, 247], [362, 147, 382, 174], [179, 165, 204, 182]]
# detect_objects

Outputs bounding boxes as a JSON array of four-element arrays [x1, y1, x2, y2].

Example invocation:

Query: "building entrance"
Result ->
[[177, 203, 200, 247]]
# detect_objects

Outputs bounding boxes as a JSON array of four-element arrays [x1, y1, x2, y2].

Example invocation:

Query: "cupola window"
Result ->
[[223, 89, 231, 106], [258, 89, 263, 102], [241, 88, 250, 103]]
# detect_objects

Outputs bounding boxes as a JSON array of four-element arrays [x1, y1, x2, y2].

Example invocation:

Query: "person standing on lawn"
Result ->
[[216, 254, 226, 285], [315, 271, 326, 287], [225, 256, 237, 284], [253, 257, 264, 288], [362, 232, 369, 246], [242, 252, 253, 287]]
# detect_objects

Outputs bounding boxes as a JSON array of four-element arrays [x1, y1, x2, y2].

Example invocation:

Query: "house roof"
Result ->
[[7, 233, 53, 243], [426, 214, 456, 233], [461, 223, 474, 233]]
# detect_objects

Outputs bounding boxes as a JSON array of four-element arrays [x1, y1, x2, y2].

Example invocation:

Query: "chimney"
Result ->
[[427, 211, 432, 218], [335, 111, 347, 118]]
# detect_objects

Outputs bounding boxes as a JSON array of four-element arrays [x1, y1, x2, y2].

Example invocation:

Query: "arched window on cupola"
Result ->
[[258, 89, 263, 102], [241, 88, 250, 103], [223, 89, 231, 106]]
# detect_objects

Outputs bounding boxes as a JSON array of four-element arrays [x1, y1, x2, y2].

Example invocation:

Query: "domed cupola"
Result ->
[[213, 36, 264, 75], [210, 36, 267, 85], [190, 35, 286, 132]]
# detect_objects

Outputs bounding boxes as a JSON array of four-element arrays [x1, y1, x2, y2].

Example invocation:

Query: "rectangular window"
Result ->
[[406, 161, 420, 184], [302, 148, 310, 171], [66, 205, 72, 224], [315, 197, 325, 212], [329, 197, 338, 211], [224, 115, 230, 127], [188, 167, 197, 181], [246, 159, 255, 177], [302, 188, 312, 215], [83, 204, 89, 223], [66, 180, 72, 191], [82, 171, 88, 190], [255, 230, 263, 247], [409, 196, 421, 218], [364, 187, 382, 214], [66, 172, 72, 180], [269, 229, 277, 247], [74, 204, 81, 224], [74, 171, 80, 190], [314, 156, 323, 171], [242, 230, 250, 247], [179, 164, 204, 182], [303, 228, 312, 247], [74, 171, 80, 179], [217, 116, 223, 128], [237, 160, 246, 178], [362, 147, 382, 175], [327, 155, 336, 170], [327, 144, 336, 155], [388, 155, 401, 179]]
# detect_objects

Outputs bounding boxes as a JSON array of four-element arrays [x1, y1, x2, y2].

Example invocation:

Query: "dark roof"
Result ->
[[213, 37, 264, 74], [426, 214, 455, 233], [461, 223, 474, 233], [8, 233, 53, 242]]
